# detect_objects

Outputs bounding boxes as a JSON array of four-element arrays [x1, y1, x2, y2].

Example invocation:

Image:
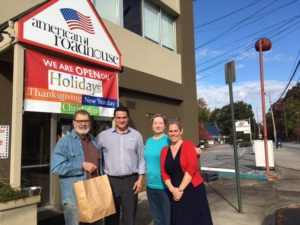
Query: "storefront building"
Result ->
[[0, 0, 198, 209]]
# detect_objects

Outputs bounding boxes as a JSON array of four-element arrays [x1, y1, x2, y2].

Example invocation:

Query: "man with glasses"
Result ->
[[51, 109, 102, 225], [96, 106, 145, 225]]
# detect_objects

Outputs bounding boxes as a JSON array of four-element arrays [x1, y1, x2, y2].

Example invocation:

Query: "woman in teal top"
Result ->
[[144, 114, 171, 225]]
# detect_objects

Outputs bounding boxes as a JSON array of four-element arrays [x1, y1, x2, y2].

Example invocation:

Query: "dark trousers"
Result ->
[[105, 174, 138, 225]]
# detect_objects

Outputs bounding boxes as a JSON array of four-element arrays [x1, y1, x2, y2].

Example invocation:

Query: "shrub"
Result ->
[[0, 180, 29, 202]]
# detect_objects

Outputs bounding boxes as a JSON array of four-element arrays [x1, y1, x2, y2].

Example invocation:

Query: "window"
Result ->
[[93, 0, 119, 24], [143, 0, 176, 50], [124, 0, 142, 35], [161, 12, 175, 50], [144, 2, 160, 43], [93, 0, 176, 50]]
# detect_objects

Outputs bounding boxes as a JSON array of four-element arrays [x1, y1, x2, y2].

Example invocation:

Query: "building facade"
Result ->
[[0, 0, 198, 209]]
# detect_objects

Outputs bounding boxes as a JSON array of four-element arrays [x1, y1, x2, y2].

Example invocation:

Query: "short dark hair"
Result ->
[[73, 109, 91, 121], [114, 106, 130, 117]]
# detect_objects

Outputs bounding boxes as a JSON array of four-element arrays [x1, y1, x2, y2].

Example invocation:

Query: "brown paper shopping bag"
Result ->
[[73, 174, 116, 223]]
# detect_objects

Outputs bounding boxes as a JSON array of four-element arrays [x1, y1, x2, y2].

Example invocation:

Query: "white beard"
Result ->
[[74, 126, 90, 135]]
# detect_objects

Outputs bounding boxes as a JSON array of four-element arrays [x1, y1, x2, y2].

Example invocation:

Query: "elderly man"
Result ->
[[96, 106, 145, 225], [51, 109, 101, 225]]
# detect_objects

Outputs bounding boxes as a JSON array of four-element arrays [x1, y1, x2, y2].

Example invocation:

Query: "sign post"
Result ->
[[225, 61, 242, 213], [235, 119, 252, 142]]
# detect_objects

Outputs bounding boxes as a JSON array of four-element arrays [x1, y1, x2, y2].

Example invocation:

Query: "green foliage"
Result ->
[[198, 108, 210, 123], [0, 180, 29, 202], [267, 83, 300, 140], [197, 98, 211, 123], [209, 108, 222, 124], [211, 101, 255, 136]]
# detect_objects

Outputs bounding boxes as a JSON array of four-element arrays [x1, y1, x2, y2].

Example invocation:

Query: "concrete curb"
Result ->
[[218, 171, 268, 180]]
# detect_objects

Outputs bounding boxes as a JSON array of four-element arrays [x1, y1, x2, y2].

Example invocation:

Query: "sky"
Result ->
[[193, 0, 300, 121]]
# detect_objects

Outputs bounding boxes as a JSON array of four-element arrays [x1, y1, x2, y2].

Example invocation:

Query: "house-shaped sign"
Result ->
[[18, 0, 121, 71]]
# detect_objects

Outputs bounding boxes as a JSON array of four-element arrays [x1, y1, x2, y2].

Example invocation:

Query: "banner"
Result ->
[[24, 50, 117, 117], [0, 125, 9, 159]]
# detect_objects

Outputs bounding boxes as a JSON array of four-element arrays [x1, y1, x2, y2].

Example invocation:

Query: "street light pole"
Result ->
[[255, 38, 272, 176]]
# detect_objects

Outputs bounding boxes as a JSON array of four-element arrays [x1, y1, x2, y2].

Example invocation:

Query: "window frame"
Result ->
[[161, 10, 176, 50], [142, 0, 176, 51], [92, 0, 123, 25], [92, 0, 176, 51]]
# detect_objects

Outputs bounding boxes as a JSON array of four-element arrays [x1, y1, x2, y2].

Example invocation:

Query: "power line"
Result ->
[[195, 0, 299, 52], [232, 0, 299, 31], [195, 14, 300, 74], [195, 0, 281, 50], [195, 0, 300, 84], [276, 51, 300, 100], [196, 15, 300, 68], [196, 23, 300, 75], [194, 0, 262, 30], [195, 0, 296, 33]]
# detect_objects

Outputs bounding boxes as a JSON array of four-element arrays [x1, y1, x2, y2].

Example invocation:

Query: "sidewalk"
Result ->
[[39, 145, 300, 225], [204, 145, 300, 225], [137, 145, 300, 225]]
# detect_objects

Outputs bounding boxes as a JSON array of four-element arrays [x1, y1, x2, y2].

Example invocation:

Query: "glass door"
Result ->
[[21, 112, 112, 207], [21, 112, 51, 206]]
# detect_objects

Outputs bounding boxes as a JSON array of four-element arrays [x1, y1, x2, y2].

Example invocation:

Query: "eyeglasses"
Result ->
[[74, 120, 90, 124]]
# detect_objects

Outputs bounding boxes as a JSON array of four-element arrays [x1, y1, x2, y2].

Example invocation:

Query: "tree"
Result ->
[[284, 84, 300, 140], [293, 126, 300, 141], [197, 98, 211, 123], [213, 101, 255, 140], [268, 83, 300, 141], [209, 108, 222, 124], [198, 123, 212, 140], [270, 99, 286, 140]]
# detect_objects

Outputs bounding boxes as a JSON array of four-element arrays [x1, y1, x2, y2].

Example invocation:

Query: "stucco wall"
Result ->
[[0, 0, 46, 25], [103, 19, 182, 84]]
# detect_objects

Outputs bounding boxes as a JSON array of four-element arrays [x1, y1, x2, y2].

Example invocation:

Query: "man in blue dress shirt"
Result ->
[[96, 106, 145, 225]]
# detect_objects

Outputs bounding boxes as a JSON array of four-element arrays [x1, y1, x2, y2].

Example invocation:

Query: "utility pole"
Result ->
[[267, 93, 277, 145], [283, 103, 288, 139], [248, 118, 253, 142], [256, 108, 262, 139]]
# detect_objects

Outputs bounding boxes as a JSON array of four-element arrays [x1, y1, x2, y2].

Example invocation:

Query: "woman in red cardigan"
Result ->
[[160, 119, 213, 225]]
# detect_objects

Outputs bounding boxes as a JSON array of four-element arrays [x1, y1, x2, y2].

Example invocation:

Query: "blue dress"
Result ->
[[165, 146, 213, 225]]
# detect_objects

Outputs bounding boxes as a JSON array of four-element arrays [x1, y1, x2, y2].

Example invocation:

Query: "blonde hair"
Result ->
[[151, 114, 167, 125]]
